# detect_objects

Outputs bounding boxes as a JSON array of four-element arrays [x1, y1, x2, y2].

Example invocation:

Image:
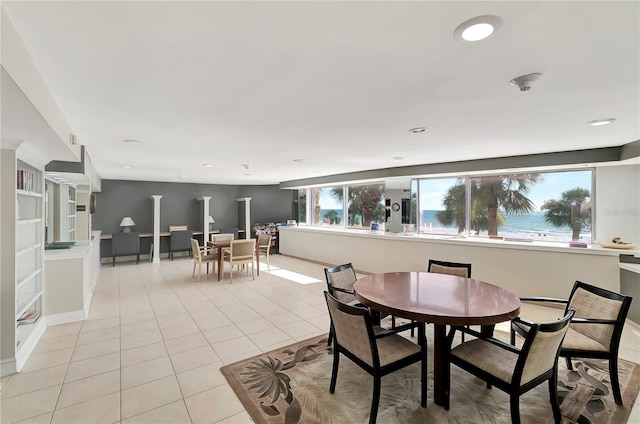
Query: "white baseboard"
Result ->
[[46, 310, 87, 326]]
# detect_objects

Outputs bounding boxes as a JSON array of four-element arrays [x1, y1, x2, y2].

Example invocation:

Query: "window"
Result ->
[[418, 170, 593, 243], [418, 177, 464, 236], [300, 169, 593, 244], [311, 186, 343, 226], [345, 183, 386, 229]]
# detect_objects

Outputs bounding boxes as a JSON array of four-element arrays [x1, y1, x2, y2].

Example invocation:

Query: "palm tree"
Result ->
[[313, 188, 321, 223], [331, 184, 384, 227], [541, 187, 591, 240], [471, 174, 541, 236], [323, 210, 341, 225], [435, 181, 503, 234], [436, 174, 541, 236]]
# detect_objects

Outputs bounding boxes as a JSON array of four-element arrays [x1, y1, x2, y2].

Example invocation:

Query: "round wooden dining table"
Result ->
[[354, 271, 521, 408]]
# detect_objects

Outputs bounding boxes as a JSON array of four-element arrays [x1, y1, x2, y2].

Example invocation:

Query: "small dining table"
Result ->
[[354, 272, 520, 408], [208, 239, 260, 281]]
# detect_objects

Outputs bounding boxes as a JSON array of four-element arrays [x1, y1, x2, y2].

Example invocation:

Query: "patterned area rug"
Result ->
[[221, 329, 640, 424]]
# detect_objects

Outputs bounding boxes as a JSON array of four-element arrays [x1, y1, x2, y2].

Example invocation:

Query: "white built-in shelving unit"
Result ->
[[1, 143, 47, 376]]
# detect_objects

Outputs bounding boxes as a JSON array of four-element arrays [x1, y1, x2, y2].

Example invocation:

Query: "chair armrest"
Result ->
[[332, 287, 355, 296], [373, 322, 418, 339], [520, 296, 568, 305], [452, 325, 522, 354], [571, 317, 618, 325]]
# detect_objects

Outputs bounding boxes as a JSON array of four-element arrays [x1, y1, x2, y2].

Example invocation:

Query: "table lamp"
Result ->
[[120, 217, 136, 232], [208, 216, 215, 231]]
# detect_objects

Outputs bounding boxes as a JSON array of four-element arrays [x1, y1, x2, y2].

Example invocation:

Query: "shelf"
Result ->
[[16, 242, 42, 256], [16, 189, 42, 198], [16, 268, 42, 289], [16, 291, 42, 320], [17, 218, 42, 225]]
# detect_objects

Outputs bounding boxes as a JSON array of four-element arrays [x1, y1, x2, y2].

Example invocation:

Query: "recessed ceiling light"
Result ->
[[123, 139, 142, 144], [454, 15, 502, 42], [203, 163, 214, 167], [293, 159, 304, 163], [409, 127, 427, 133], [392, 156, 404, 161], [180, 174, 188, 178], [173, 178, 179, 181], [587, 118, 616, 126], [122, 165, 133, 169]]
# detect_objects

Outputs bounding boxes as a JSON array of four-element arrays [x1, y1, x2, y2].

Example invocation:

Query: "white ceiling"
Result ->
[[3, 1, 639, 186]]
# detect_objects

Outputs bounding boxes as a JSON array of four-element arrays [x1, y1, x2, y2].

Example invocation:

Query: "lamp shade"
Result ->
[[120, 217, 136, 227], [208, 216, 215, 223]]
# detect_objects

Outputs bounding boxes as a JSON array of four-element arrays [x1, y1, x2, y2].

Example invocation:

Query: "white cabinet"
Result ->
[[1, 144, 47, 376]]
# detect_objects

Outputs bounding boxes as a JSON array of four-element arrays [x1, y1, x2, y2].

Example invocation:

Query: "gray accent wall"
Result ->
[[94, 180, 294, 256]]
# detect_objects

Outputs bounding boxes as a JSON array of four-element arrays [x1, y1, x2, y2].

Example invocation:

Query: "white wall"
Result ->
[[596, 164, 640, 244], [279, 227, 620, 300]]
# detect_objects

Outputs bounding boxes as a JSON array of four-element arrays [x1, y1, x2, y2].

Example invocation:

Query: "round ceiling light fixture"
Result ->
[[392, 156, 404, 161], [587, 118, 616, 126], [202, 163, 214, 167], [122, 165, 133, 169], [123, 139, 142, 144], [409, 127, 427, 133], [454, 15, 502, 42]]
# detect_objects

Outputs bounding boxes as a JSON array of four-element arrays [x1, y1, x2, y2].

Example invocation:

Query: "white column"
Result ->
[[236, 197, 252, 239], [151, 195, 162, 263], [200, 196, 212, 243]]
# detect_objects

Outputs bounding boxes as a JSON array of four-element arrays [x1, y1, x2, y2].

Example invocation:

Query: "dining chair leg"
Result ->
[[509, 394, 521, 424], [329, 350, 340, 393], [370, 375, 381, 424], [549, 373, 562, 424], [192, 261, 196, 278]]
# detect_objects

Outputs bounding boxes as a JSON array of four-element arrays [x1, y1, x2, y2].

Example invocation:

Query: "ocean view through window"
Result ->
[[299, 168, 593, 245]]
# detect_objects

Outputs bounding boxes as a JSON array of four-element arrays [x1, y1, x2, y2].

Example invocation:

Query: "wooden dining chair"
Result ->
[[191, 238, 218, 282], [223, 239, 256, 283], [324, 291, 426, 424], [448, 310, 575, 423], [511, 280, 632, 405], [428, 259, 472, 341], [257, 234, 272, 271]]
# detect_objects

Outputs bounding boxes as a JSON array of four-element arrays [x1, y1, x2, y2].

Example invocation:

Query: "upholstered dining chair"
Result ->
[[510, 280, 632, 405], [190, 238, 218, 282], [448, 310, 575, 424], [111, 232, 140, 266], [428, 259, 472, 341], [170, 229, 193, 260], [324, 263, 366, 346], [223, 239, 256, 283], [324, 291, 427, 424], [257, 234, 272, 271]]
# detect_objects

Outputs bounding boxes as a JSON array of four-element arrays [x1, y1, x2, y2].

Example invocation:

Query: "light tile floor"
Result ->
[[1, 255, 639, 423]]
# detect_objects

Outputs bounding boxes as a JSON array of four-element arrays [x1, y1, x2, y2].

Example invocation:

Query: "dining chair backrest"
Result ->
[[324, 291, 376, 366], [258, 234, 272, 251], [211, 233, 234, 242], [565, 282, 631, 349], [229, 239, 255, 260], [516, 310, 575, 385], [112, 232, 140, 255], [324, 263, 358, 303], [191, 238, 201, 260], [427, 259, 472, 278]]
